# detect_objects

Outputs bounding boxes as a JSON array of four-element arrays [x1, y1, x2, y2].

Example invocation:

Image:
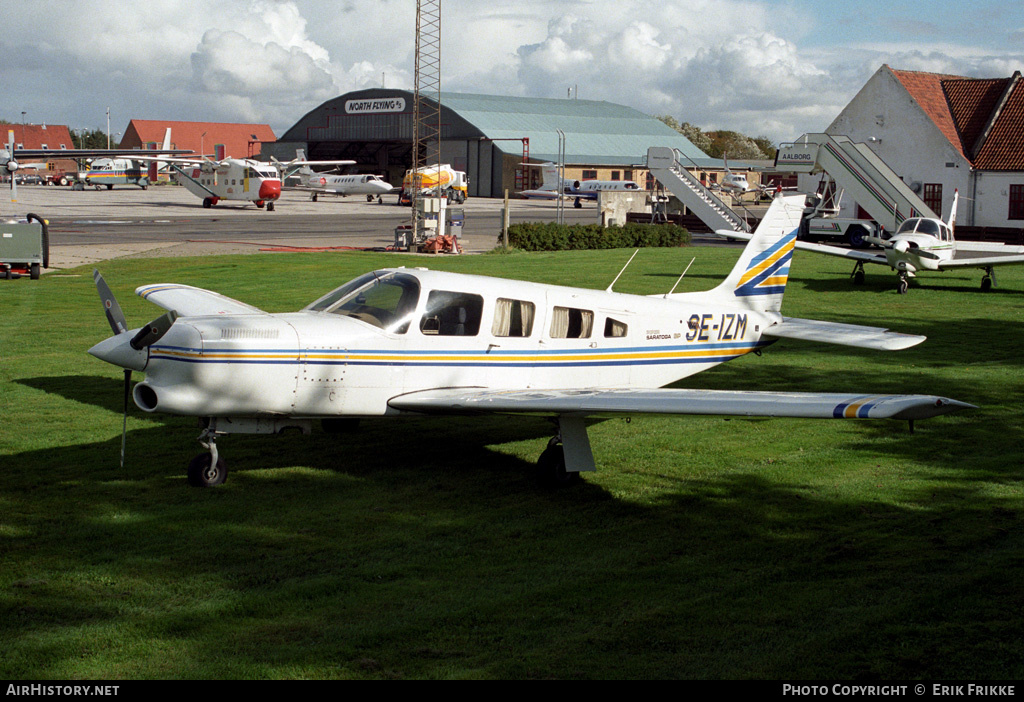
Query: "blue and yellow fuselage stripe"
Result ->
[[149, 340, 774, 368]]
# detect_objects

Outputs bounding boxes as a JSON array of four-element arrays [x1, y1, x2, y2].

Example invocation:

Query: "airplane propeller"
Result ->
[[4, 131, 19, 202], [92, 270, 177, 467]]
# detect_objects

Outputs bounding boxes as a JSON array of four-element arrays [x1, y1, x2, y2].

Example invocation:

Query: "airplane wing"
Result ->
[[954, 241, 1024, 254], [764, 317, 924, 350], [135, 283, 269, 316], [388, 387, 972, 421], [938, 252, 1024, 269], [715, 229, 889, 265]]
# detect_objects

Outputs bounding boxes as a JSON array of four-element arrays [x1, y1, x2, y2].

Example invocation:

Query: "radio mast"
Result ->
[[412, 0, 442, 239]]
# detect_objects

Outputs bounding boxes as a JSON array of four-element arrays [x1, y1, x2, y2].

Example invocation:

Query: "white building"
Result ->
[[819, 65, 1024, 229]]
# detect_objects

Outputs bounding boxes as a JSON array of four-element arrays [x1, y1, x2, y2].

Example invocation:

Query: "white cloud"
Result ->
[[3, 0, 1022, 143]]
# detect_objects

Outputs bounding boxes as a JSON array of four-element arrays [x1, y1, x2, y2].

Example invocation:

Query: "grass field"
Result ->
[[1, 246, 1022, 679]]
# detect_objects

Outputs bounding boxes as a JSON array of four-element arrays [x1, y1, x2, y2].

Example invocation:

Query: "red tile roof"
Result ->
[[119, 120, 276, 159], [890, 66, 1024, 171], [1, 123, 76, 150]]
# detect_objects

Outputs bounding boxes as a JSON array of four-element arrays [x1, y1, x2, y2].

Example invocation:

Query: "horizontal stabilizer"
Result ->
[[764, 316, 925, 350], [389, 387, 972, 421], [135, 283, 268, 317]]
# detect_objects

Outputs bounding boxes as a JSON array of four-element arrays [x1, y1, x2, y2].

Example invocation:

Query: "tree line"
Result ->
[[658, 116, 776, 160]]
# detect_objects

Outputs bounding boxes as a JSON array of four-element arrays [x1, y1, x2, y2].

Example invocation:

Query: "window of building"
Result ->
[[581, 170, 597, 180], [624, 170, 633, 181], [1009, 185, 1024, 220], [611, 171, 620, 181], [550, 306, 593, 339], [420, 290, 484, 336], [492, 298, 535, 337], [923, 183, 942, 214]]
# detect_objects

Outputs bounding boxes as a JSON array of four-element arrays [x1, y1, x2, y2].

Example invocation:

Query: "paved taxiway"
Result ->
[[9, 185, 679, 269]]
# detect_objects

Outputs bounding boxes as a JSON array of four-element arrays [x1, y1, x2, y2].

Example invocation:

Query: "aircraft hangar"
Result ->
[[264, 89, 713, 198]]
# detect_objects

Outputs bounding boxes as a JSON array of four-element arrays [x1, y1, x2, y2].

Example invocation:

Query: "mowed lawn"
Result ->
[[1, 246, 1022, 679]]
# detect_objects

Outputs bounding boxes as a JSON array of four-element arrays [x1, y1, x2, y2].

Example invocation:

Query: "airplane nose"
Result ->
[[259, 179, 281, 200], [88, 333, 148, 372]]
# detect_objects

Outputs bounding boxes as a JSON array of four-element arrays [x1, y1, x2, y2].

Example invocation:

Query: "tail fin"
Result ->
[[709, 194, 805, 313], [538, 162, 559, 191]]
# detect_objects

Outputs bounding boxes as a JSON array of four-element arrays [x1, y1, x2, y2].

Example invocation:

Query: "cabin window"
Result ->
[[307, 271, 420, 334], [550, 306, 593, 339], [1009, 185, 1024, 220], [923, 183, 942, 214], [492, 298, 535, 337], [420, 290, 483, 336], [604, 317, 628, 338]]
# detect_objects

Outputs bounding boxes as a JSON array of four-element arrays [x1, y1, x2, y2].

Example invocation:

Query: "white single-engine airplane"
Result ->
[[89, 194, 972, 488], [520, 162, 642, 207], [718, 190, 1024, 293]]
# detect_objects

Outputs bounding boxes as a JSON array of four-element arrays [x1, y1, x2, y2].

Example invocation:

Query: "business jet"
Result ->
[[719, 190, 1024, 293], [88, 193, 971, 488], [520, 162, 642, 207], [294, 171, 394, 202]]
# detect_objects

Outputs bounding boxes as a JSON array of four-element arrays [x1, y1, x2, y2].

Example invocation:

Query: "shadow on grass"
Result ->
[[4, 373, 1022, 679]]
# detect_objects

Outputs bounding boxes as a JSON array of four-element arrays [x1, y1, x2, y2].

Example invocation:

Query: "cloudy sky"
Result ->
[[3, 0, 1022, 143]]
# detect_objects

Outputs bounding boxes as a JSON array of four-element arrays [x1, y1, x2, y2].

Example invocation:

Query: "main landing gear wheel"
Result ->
[[535, 439, 581, 488], [203, 197, 213, 208], [188, 453, 228, 487], [981, 275, 993, 292], [851, 262, 866, 285], [267, 202, 275, 211]]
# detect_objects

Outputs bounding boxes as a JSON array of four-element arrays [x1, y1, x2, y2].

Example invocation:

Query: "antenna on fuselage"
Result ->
[[606, 249, 639, 292], [664, 257, 696, 297]]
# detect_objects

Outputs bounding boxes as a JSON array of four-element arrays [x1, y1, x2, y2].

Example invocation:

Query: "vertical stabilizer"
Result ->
[[539, 162, 559, 191], [709, 194, 805, 312]]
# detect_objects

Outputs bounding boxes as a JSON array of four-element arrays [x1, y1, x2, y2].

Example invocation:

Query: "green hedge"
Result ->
[[500, 222, 690, 251]]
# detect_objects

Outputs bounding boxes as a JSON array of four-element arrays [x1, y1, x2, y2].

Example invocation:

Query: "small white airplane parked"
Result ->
[[520, 162, 642, 207], [89, 194, 971, 488], [719, 190, 1024, 293]]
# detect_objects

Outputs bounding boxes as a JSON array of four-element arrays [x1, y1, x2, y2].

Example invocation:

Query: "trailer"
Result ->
[[1, 213, 50, 279]]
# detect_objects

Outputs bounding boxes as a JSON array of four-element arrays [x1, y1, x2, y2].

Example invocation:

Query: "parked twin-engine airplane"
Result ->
[[134, 151, 355, 211], [520, 162, 642, 207], [718, 190, 1024, 293], [88, 194, 971, 488], [3, 128, 191, 201]]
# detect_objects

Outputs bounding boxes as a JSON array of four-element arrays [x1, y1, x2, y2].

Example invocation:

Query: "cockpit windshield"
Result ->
[[896, 218, 940, 237], [305, 271, 420, 334]]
